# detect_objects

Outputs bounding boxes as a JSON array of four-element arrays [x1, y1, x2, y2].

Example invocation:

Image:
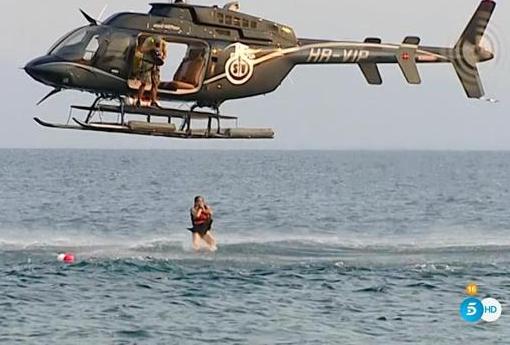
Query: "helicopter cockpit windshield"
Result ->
[[49, 26, 106, 62]]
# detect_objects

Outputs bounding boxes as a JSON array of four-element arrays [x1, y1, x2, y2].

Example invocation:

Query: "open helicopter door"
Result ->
[[127, 34, 209, 96]]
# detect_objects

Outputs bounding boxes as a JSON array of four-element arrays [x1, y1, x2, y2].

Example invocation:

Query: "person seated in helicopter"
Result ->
[[135, 35, 167, 107]]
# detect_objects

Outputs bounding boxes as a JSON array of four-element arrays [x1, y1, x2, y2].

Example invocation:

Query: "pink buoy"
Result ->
[[57, 252, 75, 264]]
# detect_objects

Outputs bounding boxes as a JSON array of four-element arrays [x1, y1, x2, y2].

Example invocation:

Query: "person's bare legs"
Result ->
[[192, 232, 202, 252], [137, 82, 146, 106], [150, 71, 160, 106], [151, 83, 158, 105], [202, 231, 217, 252]]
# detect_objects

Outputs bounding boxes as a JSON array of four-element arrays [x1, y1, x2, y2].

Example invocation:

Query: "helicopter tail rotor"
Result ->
[[452, 0, 496, 98]]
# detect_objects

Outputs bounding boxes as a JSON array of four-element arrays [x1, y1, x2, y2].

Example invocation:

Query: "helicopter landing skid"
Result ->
[[34, 100, 275, 139], [34, 117, 83, 130], [32, 117, 274, 139]]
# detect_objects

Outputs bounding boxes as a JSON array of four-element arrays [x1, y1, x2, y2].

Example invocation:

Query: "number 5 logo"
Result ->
[[466, 302, 478, 316], [460, 298, 483, 323]]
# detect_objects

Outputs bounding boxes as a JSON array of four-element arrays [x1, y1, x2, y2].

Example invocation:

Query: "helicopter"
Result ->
[[25, 0, 496, 140]]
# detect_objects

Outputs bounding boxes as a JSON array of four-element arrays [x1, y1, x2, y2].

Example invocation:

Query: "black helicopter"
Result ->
[[25, 0, 496, 140]]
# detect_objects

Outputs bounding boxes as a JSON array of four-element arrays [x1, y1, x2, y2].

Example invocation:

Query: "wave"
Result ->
[[1, 229, 510, 263]]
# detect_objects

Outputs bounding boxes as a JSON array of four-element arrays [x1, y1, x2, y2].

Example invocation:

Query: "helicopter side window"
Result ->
[[83, 36, 100, 61], [50, 28, 87, 54], [49, 26, 105, 62], [95, 32, 134, 78], [217, 13, 224, 24]]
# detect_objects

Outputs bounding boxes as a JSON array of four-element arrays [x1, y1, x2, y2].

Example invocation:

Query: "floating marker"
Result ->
[[57, 253, 75, 264], [466, 282, 478, 296]]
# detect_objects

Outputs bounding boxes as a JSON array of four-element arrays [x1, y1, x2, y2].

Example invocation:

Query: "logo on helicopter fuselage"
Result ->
[[225, 43, 257, 85]]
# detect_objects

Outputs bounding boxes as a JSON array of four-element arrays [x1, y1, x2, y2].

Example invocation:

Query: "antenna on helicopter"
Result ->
[[223, 1, 240, 12]]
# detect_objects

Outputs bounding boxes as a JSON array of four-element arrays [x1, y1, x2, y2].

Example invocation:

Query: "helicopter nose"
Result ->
[[24, 56, 68, 86], [24, 59, 44, 81], [25, 57, 53, 84]]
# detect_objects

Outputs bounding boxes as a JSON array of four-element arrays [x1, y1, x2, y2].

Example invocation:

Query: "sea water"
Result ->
[[0, 150, 508, 344]]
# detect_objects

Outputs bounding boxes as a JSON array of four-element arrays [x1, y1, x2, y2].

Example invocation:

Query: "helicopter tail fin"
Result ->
[[452, 62, 484, 99], [455, 0, 496, 49], [452, 0, 496, 98]]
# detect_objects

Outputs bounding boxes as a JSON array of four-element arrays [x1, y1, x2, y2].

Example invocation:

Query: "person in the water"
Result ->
[[189, 196, 217, 252]]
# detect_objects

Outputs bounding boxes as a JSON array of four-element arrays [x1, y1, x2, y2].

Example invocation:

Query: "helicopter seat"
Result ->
[[161, 54, 205, 91]]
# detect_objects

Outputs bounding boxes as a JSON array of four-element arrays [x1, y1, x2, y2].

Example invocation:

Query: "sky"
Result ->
[[0, 0, 508, 150]]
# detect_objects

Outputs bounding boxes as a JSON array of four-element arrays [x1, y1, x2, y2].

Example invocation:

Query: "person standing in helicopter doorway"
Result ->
[[150, 36, 167, 107], [136, 35, 167, 107]]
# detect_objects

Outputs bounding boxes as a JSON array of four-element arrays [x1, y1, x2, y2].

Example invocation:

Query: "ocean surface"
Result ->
[[0, 150, 508, 344]]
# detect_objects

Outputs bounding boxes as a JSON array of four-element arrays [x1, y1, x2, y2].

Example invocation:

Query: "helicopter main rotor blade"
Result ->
[[79, 9, 98, 26], [37, 88, 62, 106], [97, 5, 108, 23]]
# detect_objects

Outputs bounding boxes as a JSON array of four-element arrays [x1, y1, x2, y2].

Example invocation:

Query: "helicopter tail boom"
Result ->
[[289, 0, 495, 98]]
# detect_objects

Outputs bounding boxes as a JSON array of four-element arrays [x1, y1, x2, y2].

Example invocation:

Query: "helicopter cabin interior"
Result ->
[[127, 34, 209, 96], [48, 26, 209, 96]]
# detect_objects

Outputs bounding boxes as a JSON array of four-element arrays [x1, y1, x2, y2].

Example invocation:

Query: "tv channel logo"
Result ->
[[460, 283, 502, 323], [460, 297, 484, 323]]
